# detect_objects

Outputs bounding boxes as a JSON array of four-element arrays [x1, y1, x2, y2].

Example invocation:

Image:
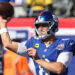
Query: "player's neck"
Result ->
[[43, 35, 57, 45]]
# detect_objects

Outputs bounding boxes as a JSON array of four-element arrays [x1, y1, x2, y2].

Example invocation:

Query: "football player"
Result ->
[[0, 9, 75, 75]]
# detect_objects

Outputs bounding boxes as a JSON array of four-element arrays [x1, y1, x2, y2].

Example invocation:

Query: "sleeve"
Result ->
[[17, 37, 33, 54], [63, 40, 75, 52], [57, 52, 73, 68], [25, 37, 33, 49], [17, 42, 27, 54]]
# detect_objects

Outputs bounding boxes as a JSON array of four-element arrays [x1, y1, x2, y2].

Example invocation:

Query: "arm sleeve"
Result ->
[[17, 38, 32, 56], [17, 42, 27, 54], [57, 52, 73, 68], [64, 40, 75, 52]]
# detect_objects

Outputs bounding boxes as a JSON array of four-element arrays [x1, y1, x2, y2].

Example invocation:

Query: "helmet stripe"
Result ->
[[39, 11, 44, 16]]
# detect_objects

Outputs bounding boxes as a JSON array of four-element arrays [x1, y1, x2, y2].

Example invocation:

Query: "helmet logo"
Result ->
[[36, 16, 43, 23]]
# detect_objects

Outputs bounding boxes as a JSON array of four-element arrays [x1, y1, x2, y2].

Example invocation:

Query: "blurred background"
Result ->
[[13, 0, 75, 17], [0, 0, 75, 75]]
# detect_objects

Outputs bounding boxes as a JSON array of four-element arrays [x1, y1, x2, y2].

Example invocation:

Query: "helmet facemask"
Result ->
[[35, 21, 55, 39]]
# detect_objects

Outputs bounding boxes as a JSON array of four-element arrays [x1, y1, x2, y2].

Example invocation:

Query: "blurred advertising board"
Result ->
[[7, 18, 75, 41]]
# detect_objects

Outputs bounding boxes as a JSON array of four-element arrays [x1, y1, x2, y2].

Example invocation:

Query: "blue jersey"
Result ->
[[25, 37, 75, 75]]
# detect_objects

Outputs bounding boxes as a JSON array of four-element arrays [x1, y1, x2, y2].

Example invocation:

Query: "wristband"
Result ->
[[0, 28, 8, 34]]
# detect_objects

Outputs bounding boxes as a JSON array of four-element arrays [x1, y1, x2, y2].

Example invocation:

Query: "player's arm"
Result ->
[[35, 59, 65, 74], [0, 17, 18, 52], [35, 52, 72, 74], [27, 48, 73, 74]]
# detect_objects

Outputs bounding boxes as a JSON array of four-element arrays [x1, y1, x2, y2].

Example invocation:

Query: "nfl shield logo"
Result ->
[[56, 44, 65, 50]]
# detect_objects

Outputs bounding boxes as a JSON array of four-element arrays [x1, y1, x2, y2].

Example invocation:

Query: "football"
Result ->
[[0, 2, 14, 20]]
